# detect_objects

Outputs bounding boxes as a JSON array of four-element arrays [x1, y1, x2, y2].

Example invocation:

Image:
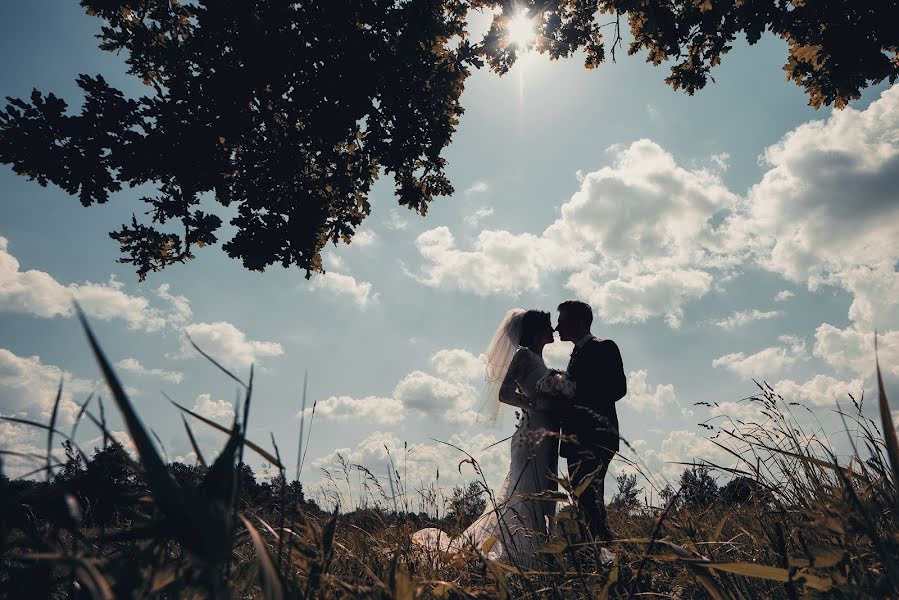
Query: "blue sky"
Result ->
[[2, 2, 898, 508]]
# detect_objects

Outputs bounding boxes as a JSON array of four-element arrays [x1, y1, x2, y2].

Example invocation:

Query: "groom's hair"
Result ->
[[519, 310, 551, 346], [558, 300, 593, 327]]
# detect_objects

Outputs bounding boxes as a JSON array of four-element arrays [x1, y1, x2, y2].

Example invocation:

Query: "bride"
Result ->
[[412, 308, 564, 565]]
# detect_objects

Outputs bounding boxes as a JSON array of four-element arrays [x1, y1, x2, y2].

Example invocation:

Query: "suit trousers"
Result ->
[[567, 446, 616, 543]]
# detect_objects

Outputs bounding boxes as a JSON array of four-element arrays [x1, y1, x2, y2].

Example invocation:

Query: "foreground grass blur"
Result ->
[[1, 313, 898, 598]]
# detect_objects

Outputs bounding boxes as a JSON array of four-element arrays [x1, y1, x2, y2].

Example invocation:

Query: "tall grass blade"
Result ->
[[0, 416, 90, 464], [181, 415, 207, 468], [295, 369, 308, 482], [75, 305, 196, 547], [46, 378, 62, 483], [240, 514, 284, 600], [69, 393, 93, 440], [875, 334, 899, 503], [167, 395, 281, 467], [185, 331, 248, 389], [703, 562, 832, 591]]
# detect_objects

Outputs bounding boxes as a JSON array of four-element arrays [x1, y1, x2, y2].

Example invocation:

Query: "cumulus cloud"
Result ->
[[115, 357, 184, 384], [413, 140, 740, 326], [712, 335, 808, 379], [543, 341, 575, 370], [305, 348, 483, 426], [394, 371, 479, 424], [714, 309, 783, 330], [412, 88, 899, 335], [192, 393, 237, 423], [430, 349, 484, 381], [624, 370, 681, 415], [353, 231, 378, 247], [0, 237, 191, 332], [309, 272, 378, 308], [178, 321, 283, 368], [771, 374, 864, 407], [0, 348, 96, 478], [727, 85, 899, 329], [567, 267, 713, 328], [301, 395, 405, 425], [0, 348, 93, 426], [813, 324, 899, 377], [414, 227, 547, 296]]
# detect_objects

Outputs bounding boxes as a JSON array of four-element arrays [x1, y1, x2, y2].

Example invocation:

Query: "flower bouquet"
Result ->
[[536, 369, 576, 399]]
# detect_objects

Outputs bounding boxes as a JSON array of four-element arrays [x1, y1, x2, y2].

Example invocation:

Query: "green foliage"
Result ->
[[610, 472, 642, 512], [1, 1, 896, 279], [443, 480, 487, 532], [678, 464, 719, 509]]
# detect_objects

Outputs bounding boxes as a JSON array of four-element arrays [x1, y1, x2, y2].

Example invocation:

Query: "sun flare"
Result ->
[[506, 13, 535, 49]]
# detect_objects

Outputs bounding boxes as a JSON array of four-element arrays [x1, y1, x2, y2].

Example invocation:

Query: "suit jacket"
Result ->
[[560, 338, 626, 459]]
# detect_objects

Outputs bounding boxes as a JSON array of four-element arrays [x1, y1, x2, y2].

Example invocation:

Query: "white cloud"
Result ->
[[0, 348, 96, 478], [0, 348, 93, 426], [548, 139, 740, 274], [192, 393, 236, 423], [709, 152, 730, 171], [353, 231, 378, 247], [0, 237, 191, 332], [300, 349, 484, 426], [771, 374, 864, 407], [413, 140, 739, 326], [624, 370, 681, 415], [712, 335, 808, 379], [714, 309, 783, 330], [178, 321, 283, 368], [309, 272, 378, 308], [813, 324, 899, 377], [543, 341, 574, 370], [393, 371, 479, 424], [301, 395, 405, 425], [567, 267, 712, 328], [383, 209, 409, 231], [115, 357, 184, 384], [430, 349, 484, 381], [464, 206, 495, 227], [465, 180, 489, 195], [414, 227, 546, 296], [728, 85, 899, 328], [774, 290, 794, 302]]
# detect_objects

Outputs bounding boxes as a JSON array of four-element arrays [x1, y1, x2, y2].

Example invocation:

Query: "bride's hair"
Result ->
[[518, 310, 551, 347], [478, 308, 549, 424]]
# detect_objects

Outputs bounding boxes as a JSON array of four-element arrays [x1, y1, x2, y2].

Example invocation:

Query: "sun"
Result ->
[[506, 12, 535, 49]]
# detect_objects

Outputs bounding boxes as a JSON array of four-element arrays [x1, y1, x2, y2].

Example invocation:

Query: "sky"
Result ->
[[2, 2, 898, 510]]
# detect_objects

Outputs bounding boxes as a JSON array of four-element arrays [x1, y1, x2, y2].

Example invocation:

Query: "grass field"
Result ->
[[2, 313, 898, 598]]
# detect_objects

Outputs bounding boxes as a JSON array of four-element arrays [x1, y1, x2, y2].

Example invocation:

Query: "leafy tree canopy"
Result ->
[[1, 0, 896, 279]]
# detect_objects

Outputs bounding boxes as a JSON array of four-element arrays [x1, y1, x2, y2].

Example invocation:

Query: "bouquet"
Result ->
[[536, 369, 576, 399]]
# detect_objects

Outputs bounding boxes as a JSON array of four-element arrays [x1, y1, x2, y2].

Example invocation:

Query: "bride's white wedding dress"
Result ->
[[412, 347, 559, 565]]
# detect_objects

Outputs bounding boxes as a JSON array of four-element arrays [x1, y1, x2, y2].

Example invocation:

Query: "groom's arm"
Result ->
[[578, 340, 626, 407], [599, 340, 626, 403]]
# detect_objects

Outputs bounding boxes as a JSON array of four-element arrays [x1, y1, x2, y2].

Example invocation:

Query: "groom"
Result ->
[[555, 300, 626, 543]]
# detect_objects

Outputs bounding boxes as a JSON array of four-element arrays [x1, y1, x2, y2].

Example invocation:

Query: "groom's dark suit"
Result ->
[[561, 336, 626, 542]]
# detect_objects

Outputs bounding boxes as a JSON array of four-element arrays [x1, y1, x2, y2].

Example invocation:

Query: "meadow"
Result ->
[[2, 312, 898, 599]]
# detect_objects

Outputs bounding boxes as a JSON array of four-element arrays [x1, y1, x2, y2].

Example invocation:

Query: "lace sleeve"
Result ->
[[498, 350, 536, 410]]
